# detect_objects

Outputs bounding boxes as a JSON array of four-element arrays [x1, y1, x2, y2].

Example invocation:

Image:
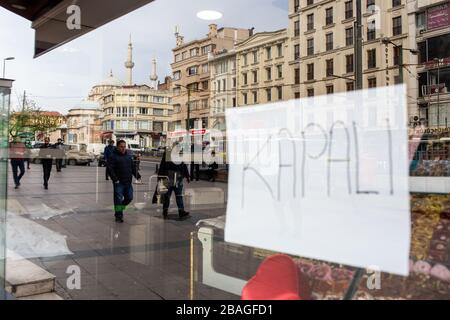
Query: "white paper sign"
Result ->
[[225, 85, 410, 276]]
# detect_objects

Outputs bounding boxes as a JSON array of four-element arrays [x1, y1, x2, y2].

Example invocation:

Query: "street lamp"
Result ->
[[2, 57, 15, 78], [381, 38, 418, 84], [331, 74, 356, 83]]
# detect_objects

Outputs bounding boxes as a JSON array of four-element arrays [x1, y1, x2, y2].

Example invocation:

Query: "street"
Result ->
[[6, 162, 238, 300]]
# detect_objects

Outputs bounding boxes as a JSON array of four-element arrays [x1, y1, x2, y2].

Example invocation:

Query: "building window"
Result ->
[[295, 68, 300, 84], [243, 54, 248, 66], [153, 108, 164, 116], [393, 16, 402, 36], [346, 27, 354, 46], [326, 59, 334, 77], [307, 14, 314, 31], [266, 88, 272, 102], [232, 98, 236, 107], [307, 0, 314, 6], [277, 86, 283, 100], [346, 54, 354, 73], [367, 0, 375, 9], [307, 38, 314, 56], [367, 20, 376, 40], [346, 82, 354, 91], [295, 92, 301, 99], [243, 93, 248, 104], [233, 77, 236, 88], [392, 0, 401, 8], [253, 70, 258, 83], [266, 67, 272, 80], [202, 64, 209, 73], [277, 65, 283, 78], [307, 63, 314, 80], [190, 48, 198, 57], [325, 7, 333, 25], [294, 44, 300, 60], [253, 91, 258, 104], [367, 48, 377, 69], [277, 43, 283, 57], [202, 80, 209, 90], [175, 54, 181, 62], [182, 51, 188, 59], [243, 73, 248, 85], [188, 66, 198, 76], [294, 20, 300, 37], [201, 45, 213, 55], [173, 71, 181, 80], [253, 51, 258, 63], [326, 33, 333, 51], [266, 46, 272, 60], [307, 88, 314, 97], [153, 122, 163, 132], [326, 85, 334, 94], [295, 0, 300, 12], [368, 77, 377, 88], [345, 1, 353, 19]]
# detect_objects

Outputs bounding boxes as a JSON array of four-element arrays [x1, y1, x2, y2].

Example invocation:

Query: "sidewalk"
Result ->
[[6, 163, 237, 300]]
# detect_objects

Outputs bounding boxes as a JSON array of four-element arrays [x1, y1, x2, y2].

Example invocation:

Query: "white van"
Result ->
[[86, 143, 107, 157]]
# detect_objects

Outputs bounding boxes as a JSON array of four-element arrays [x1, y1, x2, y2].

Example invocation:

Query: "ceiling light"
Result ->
[[11, 4, 27, 10], [197, 10, 223, 21]]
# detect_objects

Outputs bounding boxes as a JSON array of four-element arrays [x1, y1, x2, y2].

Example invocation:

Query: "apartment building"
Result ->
[[415, 0, 450, 128], [170, 24, 251, 132], [100, 85, 173, 148], [236, 29, 290, 106], [290, 0, 418, 116], [66, 107, 103, 145], [209, 49, 237, 132]]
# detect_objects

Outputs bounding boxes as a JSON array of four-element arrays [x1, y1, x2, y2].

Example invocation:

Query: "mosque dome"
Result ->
[[96, 70, 124, 87]]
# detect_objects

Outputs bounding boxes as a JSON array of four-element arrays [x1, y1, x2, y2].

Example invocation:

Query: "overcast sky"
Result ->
[[0, 0, 288, 113]]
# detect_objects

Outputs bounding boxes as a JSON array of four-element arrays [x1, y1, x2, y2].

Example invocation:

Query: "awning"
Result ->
[[0, 0, 154, 57]]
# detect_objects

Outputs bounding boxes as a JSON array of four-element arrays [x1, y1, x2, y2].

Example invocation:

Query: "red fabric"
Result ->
[[241, 254, 309, 300]]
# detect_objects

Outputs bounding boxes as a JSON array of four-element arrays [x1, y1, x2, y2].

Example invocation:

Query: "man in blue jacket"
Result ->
[[104, 140, 114, 181], [107, 140, 141, 223]]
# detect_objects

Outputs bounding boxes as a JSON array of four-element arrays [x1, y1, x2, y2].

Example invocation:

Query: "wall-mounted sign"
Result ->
[[427, 3, 450, 30], [225, 85, 410, 276]]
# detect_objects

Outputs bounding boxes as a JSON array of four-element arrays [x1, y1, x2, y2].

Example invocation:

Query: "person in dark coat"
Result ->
[[38, 137, 55, 190], [154, 144, 190, 220], [54, 138, 65, 172], [9, 138, 26, 189], [107, 140, 141, 223], [104, 140, 115, 180]]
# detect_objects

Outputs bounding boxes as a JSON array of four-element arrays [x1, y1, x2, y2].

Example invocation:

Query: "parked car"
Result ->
[[97, 152, 139, 167], [64, 144, 95, 166], [98, 152, 106, 167]]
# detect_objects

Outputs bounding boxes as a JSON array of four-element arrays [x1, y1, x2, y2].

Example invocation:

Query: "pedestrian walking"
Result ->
[[54, 138, 65, 172], [107, 140, 141, 223], [104, 140, 114, 181], [24, 141, 32, 170], [134, 153, 143, 184], [38, 137, 55, 190], [9, 138, 26, 189], [190, 143, 200, 181], [154, 144, 190, 220]]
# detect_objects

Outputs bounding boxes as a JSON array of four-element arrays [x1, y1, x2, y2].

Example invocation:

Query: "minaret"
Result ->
[[175, 25, 184, 46], [150, 58, 158, 89], [124, 35, 135, 85]]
